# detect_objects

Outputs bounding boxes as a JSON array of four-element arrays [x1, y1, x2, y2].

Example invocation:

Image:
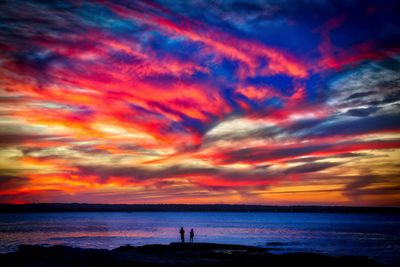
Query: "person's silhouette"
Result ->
[[190, 228, 194, 243], [179, 227, 185, 243]]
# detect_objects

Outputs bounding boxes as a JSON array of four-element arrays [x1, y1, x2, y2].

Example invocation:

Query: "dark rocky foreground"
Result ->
[[0, 243, 385, 267]]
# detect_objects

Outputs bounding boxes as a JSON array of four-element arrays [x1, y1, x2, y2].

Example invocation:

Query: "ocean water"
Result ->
[[0, 212, 399, 264]]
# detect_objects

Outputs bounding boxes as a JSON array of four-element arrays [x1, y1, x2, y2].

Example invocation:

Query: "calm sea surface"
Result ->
[[0, 212, 399, 264]]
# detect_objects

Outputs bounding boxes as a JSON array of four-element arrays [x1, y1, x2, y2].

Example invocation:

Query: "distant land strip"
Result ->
[[0, 204, 399, 213]]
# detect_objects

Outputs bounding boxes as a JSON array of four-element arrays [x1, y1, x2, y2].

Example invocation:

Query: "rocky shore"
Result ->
[[0, 242, 385, 267]]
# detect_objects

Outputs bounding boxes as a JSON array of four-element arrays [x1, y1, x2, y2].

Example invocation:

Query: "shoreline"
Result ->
[[0, 242, 387, 267], [1, 204, 399, 214]]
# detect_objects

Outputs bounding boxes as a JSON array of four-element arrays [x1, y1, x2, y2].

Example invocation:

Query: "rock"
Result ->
[[0, 243, 385, 267]]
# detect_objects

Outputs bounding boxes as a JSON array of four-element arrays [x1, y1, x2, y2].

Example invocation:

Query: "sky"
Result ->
[[0, 0, 399, 206]]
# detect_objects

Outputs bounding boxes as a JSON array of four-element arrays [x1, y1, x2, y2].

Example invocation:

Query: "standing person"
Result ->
[[179, 227, 185, 243], [190, 228, 194, 243]]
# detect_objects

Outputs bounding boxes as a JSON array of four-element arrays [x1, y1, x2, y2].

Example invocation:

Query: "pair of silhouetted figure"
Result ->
[[179, 227, 194, 243]]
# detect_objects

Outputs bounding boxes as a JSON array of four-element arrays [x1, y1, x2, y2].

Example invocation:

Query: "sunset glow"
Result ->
[[0, 0, 399, 205]]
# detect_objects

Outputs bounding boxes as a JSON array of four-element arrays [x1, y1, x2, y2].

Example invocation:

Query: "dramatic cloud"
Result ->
[[0, 0, 399, 205]]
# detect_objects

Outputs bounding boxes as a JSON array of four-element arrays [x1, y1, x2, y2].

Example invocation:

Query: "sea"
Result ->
[[0, 212, 399, 265]]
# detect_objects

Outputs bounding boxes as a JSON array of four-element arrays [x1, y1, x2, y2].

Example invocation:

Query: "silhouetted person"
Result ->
[[179, 227, 185, 243], [190, 228, 194, 243]]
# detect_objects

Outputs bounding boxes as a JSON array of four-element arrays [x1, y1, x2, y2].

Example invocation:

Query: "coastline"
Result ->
[[0, 242, 386, 267], [1, 204, 399, 214]]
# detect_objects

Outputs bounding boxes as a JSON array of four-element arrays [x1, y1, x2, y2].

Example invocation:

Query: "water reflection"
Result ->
[[0, 212, 399, 264]]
